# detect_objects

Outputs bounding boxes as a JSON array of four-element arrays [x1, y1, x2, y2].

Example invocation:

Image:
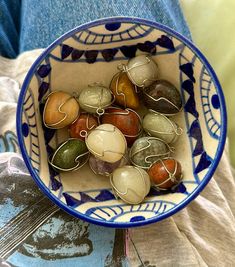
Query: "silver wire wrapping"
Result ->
[[110, 71, 139, 109], [143, 109, 183, 144], [80, 84, 115, 116], [69, 112, 99, 139], [129, 136, 174, 169], [150, 157, 183, 191], [109, 166, 150, 204], [142, 90, 183, 116], [102, 106, 142, 139], [117, 55, 158, 88], [43, 91, 80, 129], [49, 139, 90, 172], [85, 125, 127, 160]]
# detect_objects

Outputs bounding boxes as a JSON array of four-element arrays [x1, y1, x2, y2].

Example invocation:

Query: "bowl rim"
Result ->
[[16, 16, 227, 228]]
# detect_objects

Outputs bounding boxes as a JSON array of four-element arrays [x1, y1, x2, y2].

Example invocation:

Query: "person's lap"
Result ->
[[0, 0, 191, 58]]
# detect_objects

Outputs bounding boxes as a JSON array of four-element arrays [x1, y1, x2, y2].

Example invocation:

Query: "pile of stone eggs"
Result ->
[[42, 54, 183, 205]]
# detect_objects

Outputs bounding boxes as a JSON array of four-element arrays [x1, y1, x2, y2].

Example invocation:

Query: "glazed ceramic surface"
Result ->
[[17, 17, 226, 228]]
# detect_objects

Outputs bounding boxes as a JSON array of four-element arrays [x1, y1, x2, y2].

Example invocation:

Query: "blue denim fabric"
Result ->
[[0, 0, 191, 59], [0, 0, 21, 58]]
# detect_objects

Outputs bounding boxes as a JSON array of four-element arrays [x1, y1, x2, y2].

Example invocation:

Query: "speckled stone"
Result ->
[[111, 165, 151, 204], [143, 80, 182, 115], [51, 139, 88, 171], [148, 158, 182, 189], [129, 136, 170, 169]]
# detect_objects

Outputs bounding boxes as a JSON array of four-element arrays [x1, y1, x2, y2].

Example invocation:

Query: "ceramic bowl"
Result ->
[[16, 17, 227, 228]]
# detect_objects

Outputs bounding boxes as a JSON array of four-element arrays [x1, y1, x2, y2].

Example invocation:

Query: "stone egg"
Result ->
[[143, 79, 182, 115], [50, 138, 89, 171], [143, 111, 182, 144], [148, 158, 183, 190], [129, 136, 171, 169], [126, 54, 158, 87], [69, 113, 98, 141], [110, 165, 151, 204], [43, 91, 80, 129], [89, 154, 128, 176], [78, 85, 112, 114], [85, 123, 127, 163], [110, 72, 140, 109], [101, 107, 141, 146]]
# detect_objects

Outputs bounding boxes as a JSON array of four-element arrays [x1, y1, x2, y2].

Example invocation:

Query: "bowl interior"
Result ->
[[18, 17, 226, 227]]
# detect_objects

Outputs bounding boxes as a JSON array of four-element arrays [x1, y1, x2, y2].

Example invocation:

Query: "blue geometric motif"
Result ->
[[200, 66, 221, 139], [72, 24, 153, 44], [179, 46, 212, 181], [22, 88, 40, 173], [51, 34, 177, 63]]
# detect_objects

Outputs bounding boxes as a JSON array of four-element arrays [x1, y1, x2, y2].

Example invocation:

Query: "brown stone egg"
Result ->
[[148, 158, 182, 190]]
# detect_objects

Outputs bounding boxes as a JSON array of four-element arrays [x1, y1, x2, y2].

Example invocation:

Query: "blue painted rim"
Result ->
[[16, 16, 227, 228]]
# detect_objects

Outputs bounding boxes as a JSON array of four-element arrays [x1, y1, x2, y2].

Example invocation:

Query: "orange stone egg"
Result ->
[[110, 72, 140, 109], [69, 113, 98, 141], [101, 107, 141, 146], [43, 91, 79, 129], [148, 159, 182, 190]]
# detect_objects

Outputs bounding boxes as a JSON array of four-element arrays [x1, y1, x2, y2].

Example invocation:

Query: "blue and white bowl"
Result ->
[[16, 17, 227, 228]]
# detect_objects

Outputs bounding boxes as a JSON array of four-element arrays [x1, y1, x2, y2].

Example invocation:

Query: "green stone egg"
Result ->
[[129, 136, 171, 169], [51, 139, 89, 171]]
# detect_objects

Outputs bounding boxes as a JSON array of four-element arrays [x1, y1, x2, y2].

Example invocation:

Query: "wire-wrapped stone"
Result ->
[[49, 138, 89, 172], [148, 158, 183, 190], [143, 80, 182, 115], [129, 136, 172, 169], [78, 85, 112, 115], [125, 55, 158, 87], [101, 107, 142, 146], [43, 91, 80, 129], [69, 113, 98, 141], [110, 165, 151, 204], [85, 124, 127, 163], [143, 110, 183, 144], [110, 72, 140, 109]]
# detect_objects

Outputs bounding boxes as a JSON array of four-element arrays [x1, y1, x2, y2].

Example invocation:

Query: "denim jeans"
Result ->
[[0, 0, 191, 58]]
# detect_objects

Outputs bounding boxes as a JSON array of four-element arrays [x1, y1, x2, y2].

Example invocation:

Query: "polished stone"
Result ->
[[101, 107, 141, 146], [148, 158, 182, 189], [129, 136, 170, 169], [143, 80, 182, 115], [51, 139, 88, 171], [89, 154, 127, 176], [85, 123, 127, 163], [126, 55, 158, 87], [111, 166, 151, 204], [69, 113, 98, 141], [110, 72, 139, 109], [143, 111, 182, 143], [43, 91, 80, 129], [78, 85, 112, 114]]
